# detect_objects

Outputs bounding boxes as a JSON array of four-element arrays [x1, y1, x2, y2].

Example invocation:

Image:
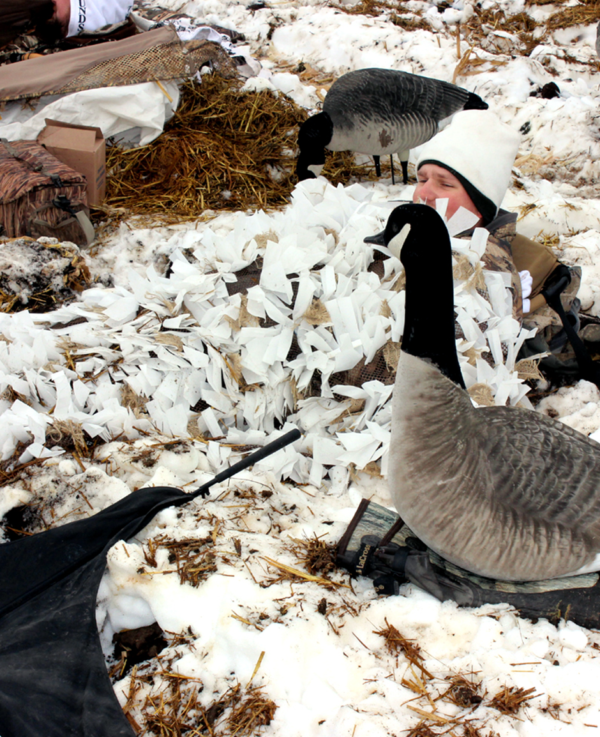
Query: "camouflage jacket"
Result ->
[[486, 210, 579, 334], [457, 210, 524, 325]]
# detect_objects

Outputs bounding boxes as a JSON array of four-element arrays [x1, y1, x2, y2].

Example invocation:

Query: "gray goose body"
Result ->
[[297, 69, 487, 183], [386, 203, 600, 582], [325, 69, 466, 156]]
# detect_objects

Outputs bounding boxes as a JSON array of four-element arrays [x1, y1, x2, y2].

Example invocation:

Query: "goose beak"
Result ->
[[363, 230, 386, 246]]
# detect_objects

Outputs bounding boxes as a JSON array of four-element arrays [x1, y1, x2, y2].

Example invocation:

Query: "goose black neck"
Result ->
[[399, 208, 466, 389]]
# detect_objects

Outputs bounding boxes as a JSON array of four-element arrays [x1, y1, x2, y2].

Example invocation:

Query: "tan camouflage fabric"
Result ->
[[482, 212, 580, 336], [0, 140, 89, 244], [456, 211, 523, 325], [496, 222, 580, 336], [0, 27, 235, 102]]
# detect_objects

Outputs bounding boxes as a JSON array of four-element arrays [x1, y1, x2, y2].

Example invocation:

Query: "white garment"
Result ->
[[416, 110, 521, 212], [520, 269, 532, 313], [164, 19, 235, 54], [67, 0, 133, 37]]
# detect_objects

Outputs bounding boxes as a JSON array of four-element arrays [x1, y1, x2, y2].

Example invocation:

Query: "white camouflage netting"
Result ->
[[0, 180, 533, 481]]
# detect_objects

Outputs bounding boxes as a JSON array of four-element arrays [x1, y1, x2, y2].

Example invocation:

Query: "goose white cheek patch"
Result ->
[[387, 223, 411, 259], [308, 164, 324, 177]]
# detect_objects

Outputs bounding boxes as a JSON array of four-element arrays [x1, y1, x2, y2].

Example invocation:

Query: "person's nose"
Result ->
[[415, 180, 436, 206]]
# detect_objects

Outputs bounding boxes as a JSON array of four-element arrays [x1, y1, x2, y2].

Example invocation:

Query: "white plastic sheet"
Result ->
[[0, 80, 179, 146]]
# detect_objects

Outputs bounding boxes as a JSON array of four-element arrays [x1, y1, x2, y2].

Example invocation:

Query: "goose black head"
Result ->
[[387, 203, 466, 388], [296, 112, 334, 181], [385, 203, 450, 269], [464, 92, 488, 111]]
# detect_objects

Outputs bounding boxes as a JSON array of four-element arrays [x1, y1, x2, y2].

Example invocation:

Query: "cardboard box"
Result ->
[[38, 119, 106, 206]]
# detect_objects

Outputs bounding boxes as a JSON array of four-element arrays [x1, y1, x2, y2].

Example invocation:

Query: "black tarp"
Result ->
[[0, 428, 301, 736], [0, 485, 189, 737]]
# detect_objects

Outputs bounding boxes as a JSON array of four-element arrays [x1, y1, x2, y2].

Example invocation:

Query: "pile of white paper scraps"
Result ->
[[0, 180, 533, 485]]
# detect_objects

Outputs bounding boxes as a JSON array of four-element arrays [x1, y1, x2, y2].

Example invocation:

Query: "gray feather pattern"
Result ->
[[389, 352, 600, 581], [323, 69, 471, 158]]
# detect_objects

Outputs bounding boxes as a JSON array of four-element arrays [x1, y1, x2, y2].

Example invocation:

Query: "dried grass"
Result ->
[[0, 239, 91, 314], [405, 726, 438, 737], [226, 295, 260, 331], [453, 46, 508, 83], [290, 535, 337, 575], [518, 203, 538, 221], [103, 75, 379, 223], [453, 255, 486, 291], [468, 383, 496, 407], [45, 419, 89, 457], [514, 152, 556, 176], [328, 0, 395, 17], [303, 299, 331, 326], [142, 535, 217, 587], [463, 3, 599, 62], [121, 383, 150, 416], [391, 14, 430, 31], [374, 619, 433, 678], [440, 675, 484, 708], [488, 685, 538, 714], [124, 665, 276, 737], [260, 555, 349, 589], [516, 358, 544, 382], [382, 340, 401, 372], [547, 3, 600, 31]]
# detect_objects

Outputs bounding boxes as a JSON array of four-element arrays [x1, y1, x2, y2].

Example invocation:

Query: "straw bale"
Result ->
[[104, 75, 380, 222]]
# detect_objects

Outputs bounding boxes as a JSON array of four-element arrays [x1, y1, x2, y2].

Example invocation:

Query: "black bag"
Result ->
[[337, 499, 600, 628]]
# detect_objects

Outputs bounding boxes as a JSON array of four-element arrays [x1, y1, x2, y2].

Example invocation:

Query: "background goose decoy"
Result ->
[[296, 68, 488, 185], [387, 203, 600, 583]]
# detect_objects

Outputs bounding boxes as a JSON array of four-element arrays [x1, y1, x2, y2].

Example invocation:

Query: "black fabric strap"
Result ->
[[542, 267, 600, 388]]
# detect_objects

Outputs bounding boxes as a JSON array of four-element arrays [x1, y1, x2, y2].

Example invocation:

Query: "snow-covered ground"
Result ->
[[2, 0, 600, 734]]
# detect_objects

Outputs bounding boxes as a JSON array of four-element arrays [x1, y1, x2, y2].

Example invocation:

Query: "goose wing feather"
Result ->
[[478, 406, 600, 534], [324, 69, 471, 127]]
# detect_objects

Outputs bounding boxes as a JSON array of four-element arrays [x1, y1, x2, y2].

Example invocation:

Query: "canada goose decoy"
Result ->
[[297, 69, 488, 186], [387, 203, 600, 582]]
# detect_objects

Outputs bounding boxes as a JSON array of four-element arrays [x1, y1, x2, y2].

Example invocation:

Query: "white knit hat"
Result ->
[[416, 110, 521, 217]]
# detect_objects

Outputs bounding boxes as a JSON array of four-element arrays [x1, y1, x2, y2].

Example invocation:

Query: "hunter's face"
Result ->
[[413, 163, 483, 225]]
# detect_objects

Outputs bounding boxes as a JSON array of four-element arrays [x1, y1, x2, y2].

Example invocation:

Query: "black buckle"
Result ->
[[53, 195, 76, 217]]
